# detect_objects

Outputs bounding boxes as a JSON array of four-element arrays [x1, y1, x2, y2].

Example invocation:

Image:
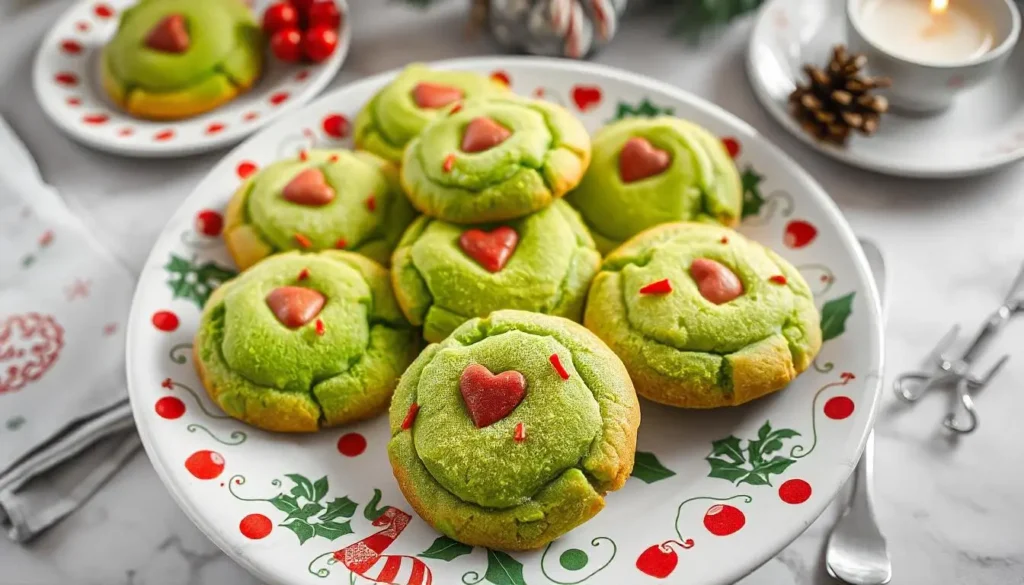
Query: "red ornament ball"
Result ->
[[779, 479, 812, 504], [302, 25, 338, 63], [824, 396, 855, 420], [307, 1, 341, 29], [184, 450, 225, 480], [151, 310, 179, 332], [155, 396, 185, 419], [262, 2, 299, 34], [270, 28, 303, 62], [703, 503, 746, 536], [239, 513, 273, 540], [195, 210, 224, 236], [336, 432, 367, 457]]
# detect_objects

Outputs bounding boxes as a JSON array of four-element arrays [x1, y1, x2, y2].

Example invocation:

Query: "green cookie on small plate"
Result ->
[[391, 200, 601, 343], [193, 251, 418, 432], [566, 116, 742, 254], [223, 149, 416, 270], [585, 222, 821, 409], [353, 64, 508, 163], [388, 310, 640, 550], [400, 95, 591, 224]]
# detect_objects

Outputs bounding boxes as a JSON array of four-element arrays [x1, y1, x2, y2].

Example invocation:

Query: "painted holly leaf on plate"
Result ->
[[164, 254, 235, 309], [706, 421, 801, 487], [268, 474, 357, 544], [741, 166, 765, 220], [820, 292, 855, 341], [484, 549, 527, 585], [630, 451, 676, 484], [419, 535, 474, 561], [610, 98, 675, 122]]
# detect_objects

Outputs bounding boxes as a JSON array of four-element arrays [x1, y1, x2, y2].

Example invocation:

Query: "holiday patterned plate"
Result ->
[[747, 0, 1024, 178], [126, 57, 884, 585], [31, 0, 350, 159]]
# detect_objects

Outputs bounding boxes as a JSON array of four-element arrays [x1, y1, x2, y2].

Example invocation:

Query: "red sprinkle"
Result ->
[[549, 354, 570, 380], [402, 403, 420, 430], [294, 233, 312, 248], [449, 103, 463, 115], [299, 150, 309, 161], [366, 195, 376, 212], [335, 238, 347, 249], [769, 275, 788, 285], [720, 236, 729, 244], [639, 279, 673, 295], [329, 154, 339, 162], [443, 154, 455, 173], [297, 268, 310, 281], [514, 422, 526, 443], [315, 319, 325, 336]]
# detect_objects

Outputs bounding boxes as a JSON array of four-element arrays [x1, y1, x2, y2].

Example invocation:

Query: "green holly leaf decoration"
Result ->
[[705, 421, 802, 487], [419, 536, 474, 561], [320, 496, 358, 521], [268, 494, 300, 514], [286, 474, 315, 501], [630, 451, 676, 484], [610, 98, 675, 122], [312, 520, 353, 541], [164, 254, 235, 309], [821, 292, 856, 341], [484, 549, 527, 585], [312, 477, 329, 502], [741, 167, 765, 219], [285, 503, 323, 522], [282, 519, 315, 544]]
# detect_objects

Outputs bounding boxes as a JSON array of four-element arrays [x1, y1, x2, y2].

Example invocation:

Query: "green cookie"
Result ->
[[194, 251, 418, 432], [401, 95, 591, 224], [584, 222, 821, 408], [224, 149, 416, 270], [102, 0, 263, 120], [354, 64, 508, 163], [391, 200, 601, 343], [388, 310, 640, 550], [566, 117, 742, 254]]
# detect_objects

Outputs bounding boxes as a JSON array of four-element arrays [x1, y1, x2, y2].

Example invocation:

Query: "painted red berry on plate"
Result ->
[[151, 310, 179, 332], [262, 2, 299, 34], [270, 28, 303, 62], [703, 504, 745, 536], [322, 113, 349, 138], [336, 432, 366, 457], [239, 514, 272, 539], [184, 450, 224, 480], [636, 543, 684, 579], [155, 396, 186, 419], [784, 220, 818, 249], [722, 136, 741, 159], [195, 210, 224, 236], [307, 1, 341, 29], [824, 396, 855, 420], [302, 25, 338, 63], [779, 478, 812, 504]]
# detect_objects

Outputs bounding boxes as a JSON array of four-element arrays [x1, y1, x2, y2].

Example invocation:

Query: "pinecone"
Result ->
[[789, 45, 891, 146]]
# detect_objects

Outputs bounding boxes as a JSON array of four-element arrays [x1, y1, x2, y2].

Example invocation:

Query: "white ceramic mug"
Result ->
[[846, 0, 1020, 114]]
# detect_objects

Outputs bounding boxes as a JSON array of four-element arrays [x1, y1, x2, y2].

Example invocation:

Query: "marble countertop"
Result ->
[[2, 1, 1024, 583]]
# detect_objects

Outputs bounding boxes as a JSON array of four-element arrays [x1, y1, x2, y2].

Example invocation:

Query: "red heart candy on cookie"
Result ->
[[412, 82, 464, 109], [459, 226, 518, 272], [690, 258, 744, 305], [619, 137, 671, 183], [266, 286, 325, 328], [283, 168, 335, 206], [461, 117, 512, 153], [146, 14, 190, 53], [459, 363, 527, 428]]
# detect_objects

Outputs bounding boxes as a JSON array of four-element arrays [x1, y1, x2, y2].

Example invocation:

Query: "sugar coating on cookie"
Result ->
[[391, 200, 601, 343], [101, 0, 264, 120], [194, 251, 418, 432], [400, 94, 591, 224], [387, 310, 640, 550], [353, 64, 508, 163], [584, 222, 822, 408], [223, 149, 415, 270], [565, 117, 742, 254]]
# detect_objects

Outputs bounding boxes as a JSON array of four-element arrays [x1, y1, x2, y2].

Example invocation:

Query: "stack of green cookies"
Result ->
[[191, 63, 824, 552]]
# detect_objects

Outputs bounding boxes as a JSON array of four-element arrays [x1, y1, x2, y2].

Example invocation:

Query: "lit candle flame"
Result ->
[[930, 0, 949, 15]]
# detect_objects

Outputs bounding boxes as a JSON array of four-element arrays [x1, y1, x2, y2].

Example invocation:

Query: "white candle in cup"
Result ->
[[858, 0, 996, 65]]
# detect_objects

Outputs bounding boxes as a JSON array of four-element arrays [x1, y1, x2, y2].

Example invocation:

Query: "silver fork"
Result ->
[[825, 239, 892, 585]]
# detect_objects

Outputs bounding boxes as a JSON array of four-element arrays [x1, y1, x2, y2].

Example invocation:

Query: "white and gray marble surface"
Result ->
[[2, 1, 1024, 584]]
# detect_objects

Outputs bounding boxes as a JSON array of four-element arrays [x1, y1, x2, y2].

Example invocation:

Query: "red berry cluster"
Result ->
[[262, 0, 342, 63]]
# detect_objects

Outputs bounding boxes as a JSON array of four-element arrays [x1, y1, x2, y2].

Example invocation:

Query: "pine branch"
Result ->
[[669, 0, 766, 40]]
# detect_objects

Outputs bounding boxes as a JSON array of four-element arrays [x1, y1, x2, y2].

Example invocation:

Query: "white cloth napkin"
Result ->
[[0, 116, 141, 542]]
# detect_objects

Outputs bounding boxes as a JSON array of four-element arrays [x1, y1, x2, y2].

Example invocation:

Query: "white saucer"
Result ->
[[747, 0, 1024, 178], [32, 0, 350, 159]]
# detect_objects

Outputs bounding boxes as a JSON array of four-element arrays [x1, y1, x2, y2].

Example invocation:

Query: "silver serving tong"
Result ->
[[894, 260, 1024, 434]]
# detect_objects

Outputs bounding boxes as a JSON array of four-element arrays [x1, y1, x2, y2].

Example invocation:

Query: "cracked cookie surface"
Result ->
[[584, 222, 822, 408], [391, 200, 601, 343], [387, 310, 640, 550], [194, 251, 417, 432], [101, 0, 264, 120]]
